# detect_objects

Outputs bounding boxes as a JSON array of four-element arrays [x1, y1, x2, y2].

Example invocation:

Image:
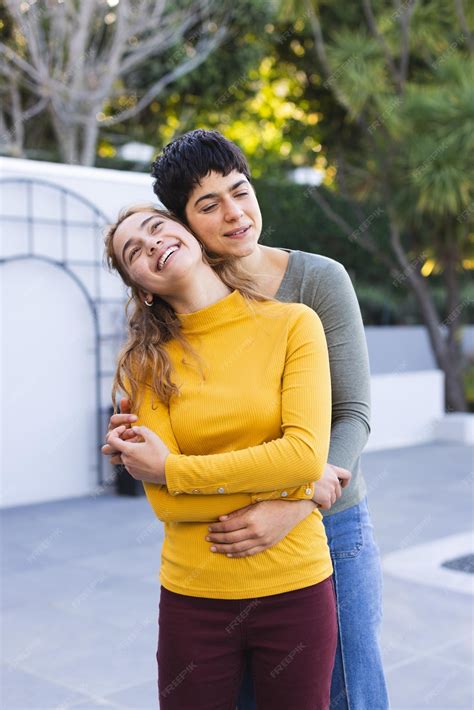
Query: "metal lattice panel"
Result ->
[[0, 177, 127, 485]]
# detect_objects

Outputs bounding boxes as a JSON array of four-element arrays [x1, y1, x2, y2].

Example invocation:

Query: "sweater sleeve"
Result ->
[[140, 389, 316, 524], [143, 485, 313, 523], [313, 261, 371, 472], [164, 307, 331, 496]]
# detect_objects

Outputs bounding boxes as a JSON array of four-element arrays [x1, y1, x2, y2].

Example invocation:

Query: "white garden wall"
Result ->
[[1, 157, 153, 508]]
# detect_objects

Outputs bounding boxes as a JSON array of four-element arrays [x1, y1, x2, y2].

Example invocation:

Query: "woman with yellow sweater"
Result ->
[[105, 205, 337, 709]]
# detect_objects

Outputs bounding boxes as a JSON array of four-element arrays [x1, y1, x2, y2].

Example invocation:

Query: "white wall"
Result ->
[[0, 157, 154, 508], [366, 325, 474, 374], [1, 260, 96, 506], [0, 156, 154, 223], [366, 370, 444, 451]]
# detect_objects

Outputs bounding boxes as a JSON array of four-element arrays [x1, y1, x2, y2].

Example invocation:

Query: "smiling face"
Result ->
[[112, 211, 203, 299], [184, 170, 262, 257]]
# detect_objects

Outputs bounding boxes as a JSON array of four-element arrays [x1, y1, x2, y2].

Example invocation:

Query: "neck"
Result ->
[[163, 265, 232, 314], [238, 244, 288, 297], [238, 244, 269, 276]]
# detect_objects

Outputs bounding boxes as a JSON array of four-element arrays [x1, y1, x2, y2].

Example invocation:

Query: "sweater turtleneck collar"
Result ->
[[176, 289, 249, 333]]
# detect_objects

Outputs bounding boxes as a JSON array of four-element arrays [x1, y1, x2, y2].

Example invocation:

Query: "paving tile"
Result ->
[[363, 443, 474, 556], [3, 602, 158, 698], [380, 638, 411, 670], [385, 654, 473, 709], [1, 663, 87, 709], [432, 636, 474, 671], [75, 542, 162, 582], [53, 574, 160, 632], [38, 639, 157, 700], [380, 574, 472, 659], [67, 703, 122, 709], [3, 563, 121, 612], [0, 541, 44, 574], [104, 680, 158, 709]]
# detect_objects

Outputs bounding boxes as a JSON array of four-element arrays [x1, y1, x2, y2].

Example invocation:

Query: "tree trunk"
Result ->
[[50, 111, 79, 164], [404, 279, 467, 411], [388, 218, 467, 412], [443, 365, 468, 412], [397, 257, 467, 412], [441, 243, 468, 412], [80, 118, 100, 167]]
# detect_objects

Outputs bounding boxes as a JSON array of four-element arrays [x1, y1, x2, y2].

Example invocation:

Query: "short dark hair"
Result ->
[[151, 129, 251, 222]]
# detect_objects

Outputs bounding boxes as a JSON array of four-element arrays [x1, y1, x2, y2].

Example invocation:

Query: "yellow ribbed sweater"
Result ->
[[138, 290, 333, 599]]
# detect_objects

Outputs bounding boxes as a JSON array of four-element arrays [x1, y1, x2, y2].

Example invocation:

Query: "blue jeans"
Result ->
[[236, 497, 389, 710]]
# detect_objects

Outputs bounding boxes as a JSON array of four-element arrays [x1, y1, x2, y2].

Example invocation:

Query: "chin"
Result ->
[[230, 239, 258, 257]]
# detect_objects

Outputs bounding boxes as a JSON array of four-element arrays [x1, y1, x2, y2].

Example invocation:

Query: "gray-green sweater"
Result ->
[[275, 250, 370, 516]]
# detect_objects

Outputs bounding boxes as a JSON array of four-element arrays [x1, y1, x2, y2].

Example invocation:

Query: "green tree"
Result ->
[[277, 0, 474, 411]]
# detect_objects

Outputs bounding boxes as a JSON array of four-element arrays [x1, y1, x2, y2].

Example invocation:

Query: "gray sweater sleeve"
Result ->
[[311, 260, 371, 473], [276, 251, 371, 514]]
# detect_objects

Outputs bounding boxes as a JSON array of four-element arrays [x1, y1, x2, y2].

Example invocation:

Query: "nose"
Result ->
[[146, 237, 162, 255], [223, 197, 244, 222]]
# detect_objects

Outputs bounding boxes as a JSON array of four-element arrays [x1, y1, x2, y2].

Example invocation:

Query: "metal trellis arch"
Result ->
[[0, 177, 125, 487]]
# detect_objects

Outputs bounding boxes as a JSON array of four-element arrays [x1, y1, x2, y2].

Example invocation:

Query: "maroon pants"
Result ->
[[157, 577, 337, 710]]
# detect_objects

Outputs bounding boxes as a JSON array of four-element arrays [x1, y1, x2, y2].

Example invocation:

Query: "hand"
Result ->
[[102, 398, 137, 465], [105, 425, 169, 484], [313, 463, 352, 510], [205, 499, 316, 558]]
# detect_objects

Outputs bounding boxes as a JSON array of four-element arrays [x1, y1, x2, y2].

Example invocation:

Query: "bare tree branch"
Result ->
[[9, 73, 24, 152], [362, 0, 401, 90], [454, 0, 474, 52], [395, 0, 416, 88], [95, 27, 227, 127], [1, 0, 230, 165], [66, 0, 96, 95], [302, 1, 325, 66], [118, 15, 197, 76], [303, 0, 379, 138], [335, 149, 370, 227], [21, 94, 48, 122], [0, 43, 42, 84], [308, 187, 395, 272]]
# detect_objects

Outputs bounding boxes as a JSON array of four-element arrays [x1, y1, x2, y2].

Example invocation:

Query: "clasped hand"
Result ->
[[103, 424, 169, 485]]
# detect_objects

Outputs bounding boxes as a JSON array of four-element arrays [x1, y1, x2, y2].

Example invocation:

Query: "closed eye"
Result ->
[[201, 204, 217, 213], [128, 221, 162, 260], [235, 191, 248, 198], [129, 246, 140, 262]]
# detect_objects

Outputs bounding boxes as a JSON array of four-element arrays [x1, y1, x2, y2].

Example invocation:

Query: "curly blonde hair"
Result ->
[[104, 204, 271, 410]]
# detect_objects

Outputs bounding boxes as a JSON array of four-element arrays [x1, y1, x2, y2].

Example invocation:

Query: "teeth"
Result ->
[[158, 245, 179, 270], [229, 227, 248, 236]]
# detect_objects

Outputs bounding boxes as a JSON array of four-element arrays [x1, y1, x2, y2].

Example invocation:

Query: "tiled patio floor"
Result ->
[[1, 442, 473, 709]]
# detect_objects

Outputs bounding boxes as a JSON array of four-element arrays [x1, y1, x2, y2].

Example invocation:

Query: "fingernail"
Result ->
[[205, 536, 210, 541], [220, 515, 228, 521], [208, 527, 213, 532], [226, 554, 233, 558], [210, 546, 217, 552]]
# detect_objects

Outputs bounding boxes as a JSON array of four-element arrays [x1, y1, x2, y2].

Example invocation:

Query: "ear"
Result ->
[[139, 289, 153, 304]]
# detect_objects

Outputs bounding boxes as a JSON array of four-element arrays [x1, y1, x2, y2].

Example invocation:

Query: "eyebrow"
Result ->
[[140, 215, 156, 229], [121, 216, 162, 262], [193, 179, 248, 208]]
